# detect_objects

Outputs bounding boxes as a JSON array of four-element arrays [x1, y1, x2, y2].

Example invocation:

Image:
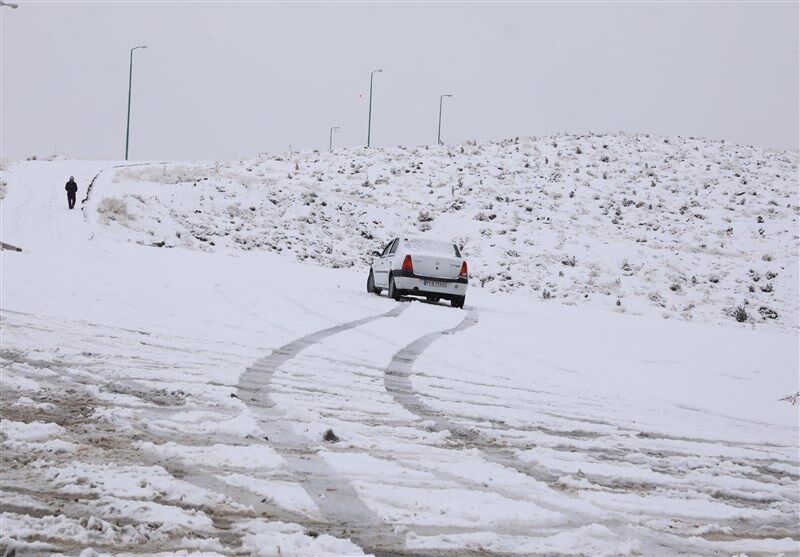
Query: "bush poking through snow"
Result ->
[[417, 210, 434, 223], [731, 304, 748, 323], [474, 211, 497, 221], [97, 197, 134, 225], [779, 391, 800, 405], [758, 306, 778, 320]]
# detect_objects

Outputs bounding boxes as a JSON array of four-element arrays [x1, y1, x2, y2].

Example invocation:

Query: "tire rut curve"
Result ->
[[382, 309, 767, 554], [386, 309, 623, 489], [237, 304, 411, 555], [382, 309, 670, 546]]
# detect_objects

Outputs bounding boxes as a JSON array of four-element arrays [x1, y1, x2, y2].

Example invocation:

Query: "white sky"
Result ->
[[1, 1, 798, 161]]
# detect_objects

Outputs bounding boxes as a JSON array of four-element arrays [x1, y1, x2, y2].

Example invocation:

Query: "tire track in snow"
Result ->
[[382, 312, 799, 553], [381, 311, 684, 550], [382, 310, 684, 549], [385, 311, 560, 481], [6, 306, 410, 554], [237, 304, 410, 554], [385, 310, 670, 486], [381, 311, 654, 541]]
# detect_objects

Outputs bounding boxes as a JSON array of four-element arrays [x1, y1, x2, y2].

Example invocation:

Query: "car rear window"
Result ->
[[405, 238, 459, 257]]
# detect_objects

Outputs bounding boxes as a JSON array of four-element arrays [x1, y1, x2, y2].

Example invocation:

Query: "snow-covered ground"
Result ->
[[1, 140, 798, 556]]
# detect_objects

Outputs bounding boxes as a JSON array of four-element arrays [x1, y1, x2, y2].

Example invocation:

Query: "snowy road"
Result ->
[[233, 295, 798, 555], [1, 159, 798, 555]]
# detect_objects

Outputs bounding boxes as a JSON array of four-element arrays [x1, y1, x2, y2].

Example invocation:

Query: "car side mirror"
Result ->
[[371, 250, 382, 257]]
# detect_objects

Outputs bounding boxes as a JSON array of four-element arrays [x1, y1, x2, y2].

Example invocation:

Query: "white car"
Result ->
[[367, 236, 468, 308]]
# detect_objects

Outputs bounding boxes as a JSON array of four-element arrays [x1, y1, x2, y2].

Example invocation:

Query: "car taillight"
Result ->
[[459, 261, 468, 279], [402, 254, 414, 273]]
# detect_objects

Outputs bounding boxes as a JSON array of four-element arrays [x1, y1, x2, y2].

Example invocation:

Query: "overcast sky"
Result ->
[[1, 1, 798, 161]]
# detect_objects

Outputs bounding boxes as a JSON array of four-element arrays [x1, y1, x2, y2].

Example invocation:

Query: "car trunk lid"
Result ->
[[409, 253, 462, 279], [403, 238, 464, 280]]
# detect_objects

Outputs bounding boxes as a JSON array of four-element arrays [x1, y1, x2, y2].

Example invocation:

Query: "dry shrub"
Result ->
[[97, 196, 134, 224]]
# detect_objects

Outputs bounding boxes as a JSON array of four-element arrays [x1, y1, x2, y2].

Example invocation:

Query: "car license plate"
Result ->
[[424, 280, 446, 288]]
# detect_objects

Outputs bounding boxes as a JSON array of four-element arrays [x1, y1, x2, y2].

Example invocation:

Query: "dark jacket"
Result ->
[[65, 180, 78, 194]]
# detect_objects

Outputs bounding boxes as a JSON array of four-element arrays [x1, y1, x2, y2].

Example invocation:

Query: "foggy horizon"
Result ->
[[1, 1, 798, 161]]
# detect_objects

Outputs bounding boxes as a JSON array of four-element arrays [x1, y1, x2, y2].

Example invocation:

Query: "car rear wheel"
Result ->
[[451, 296, 465, 309], [388, 275, 400, 301]]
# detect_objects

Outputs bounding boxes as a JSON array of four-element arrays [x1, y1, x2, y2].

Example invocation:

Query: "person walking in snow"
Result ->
[[65, 176, 78, 209]]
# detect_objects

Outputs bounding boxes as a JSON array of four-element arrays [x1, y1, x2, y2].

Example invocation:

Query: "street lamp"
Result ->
[[125, 45, 147, 160], [437, 94, 453, 145], [366, 69, 382, 148], [0, 2, 20, 8], [329, 126, 340, 152]]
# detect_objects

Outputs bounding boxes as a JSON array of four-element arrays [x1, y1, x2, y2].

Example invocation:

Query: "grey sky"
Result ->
[[1, 1, 798, 161]]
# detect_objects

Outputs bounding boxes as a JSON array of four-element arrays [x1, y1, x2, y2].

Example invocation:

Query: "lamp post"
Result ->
[[329, 126, 340, 152], [437, 94, 453, 145], [366, 69, 382, 148], [125, 45, 147, 160]]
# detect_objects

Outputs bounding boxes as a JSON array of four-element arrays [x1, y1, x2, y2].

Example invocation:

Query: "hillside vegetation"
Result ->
[[89, 133, 798, 330]]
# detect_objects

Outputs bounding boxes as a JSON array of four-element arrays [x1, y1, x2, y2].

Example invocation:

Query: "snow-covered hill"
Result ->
[[75, 133, 799, 331]]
